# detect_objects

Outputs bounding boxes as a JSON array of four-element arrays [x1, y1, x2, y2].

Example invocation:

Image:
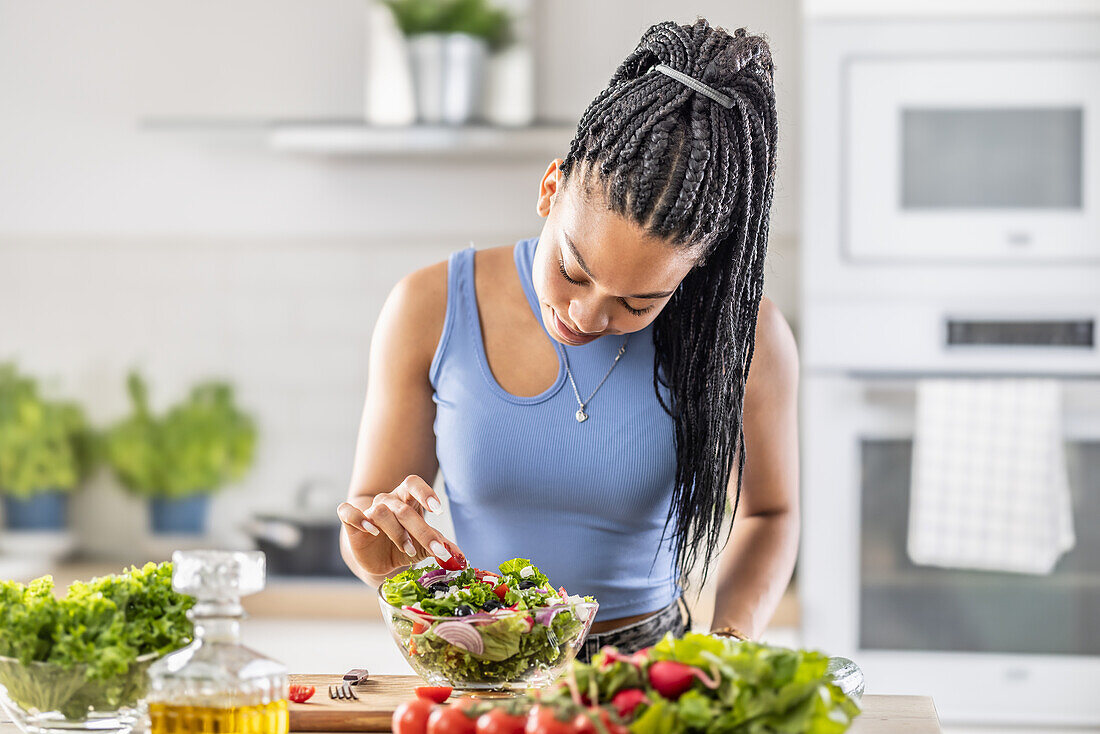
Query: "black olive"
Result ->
[[454, 605, 474, 616], [518, 580, 537, 590], [428, 582, 449, 594], [480, 599, 504, 611]]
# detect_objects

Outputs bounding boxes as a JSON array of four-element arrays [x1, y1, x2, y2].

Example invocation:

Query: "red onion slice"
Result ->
[[534, 604, 570, 626], [417, 569, 447, 585], [433, 621, 484, 654]]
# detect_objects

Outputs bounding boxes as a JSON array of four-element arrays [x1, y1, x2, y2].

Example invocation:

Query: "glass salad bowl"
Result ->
[[379, 593, 599, 692], [0, 653, 157, 734]]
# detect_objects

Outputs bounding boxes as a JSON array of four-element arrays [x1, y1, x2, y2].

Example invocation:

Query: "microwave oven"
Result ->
[[844, 56, 1100, 263]]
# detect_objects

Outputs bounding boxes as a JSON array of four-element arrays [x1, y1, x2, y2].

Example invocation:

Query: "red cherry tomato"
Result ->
[[476, 707, 526, 734], [393, 697, 434, 734], [436, 547, 468, 572], [493, 583, 509, 600], [413, 619, 431, 635], [287, 684, 315, 703], [428, 704, 477, 734], [416, 686, 453, 704], [524, 705, 572, 734]]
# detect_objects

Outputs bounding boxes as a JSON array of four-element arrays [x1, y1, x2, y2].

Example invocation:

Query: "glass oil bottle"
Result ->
[[145, 550, 289, 734]]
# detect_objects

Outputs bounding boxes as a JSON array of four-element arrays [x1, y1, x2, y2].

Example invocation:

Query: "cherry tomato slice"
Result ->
[[416, 686, 453, 704], [288, 684, 315, 703], [493, 583, 509, 601], [436, 548, 468, 572]]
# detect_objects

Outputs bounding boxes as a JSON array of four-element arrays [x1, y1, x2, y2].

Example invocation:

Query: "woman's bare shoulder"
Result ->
[[747, 297, 799, 401], [374, 260, 449, 373]]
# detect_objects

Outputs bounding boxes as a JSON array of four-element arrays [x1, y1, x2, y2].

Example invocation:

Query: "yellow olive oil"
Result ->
[[148, 699, 289, 734]]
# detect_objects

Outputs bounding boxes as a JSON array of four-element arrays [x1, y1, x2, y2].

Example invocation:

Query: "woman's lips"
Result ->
[[551, 310, 599, 346]]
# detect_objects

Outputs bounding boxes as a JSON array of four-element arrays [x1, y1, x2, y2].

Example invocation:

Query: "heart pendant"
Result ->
[[575, 408, 588, 423]]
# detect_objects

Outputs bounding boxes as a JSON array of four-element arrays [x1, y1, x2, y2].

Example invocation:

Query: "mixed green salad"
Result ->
[[556, 632, 861, 733], [382, 558, 597, 685], [0, 562, 193, 719]]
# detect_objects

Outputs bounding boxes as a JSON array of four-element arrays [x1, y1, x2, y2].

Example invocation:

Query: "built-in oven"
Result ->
[[802, 367, 1100, 725], [845, 57, 1100, 262]]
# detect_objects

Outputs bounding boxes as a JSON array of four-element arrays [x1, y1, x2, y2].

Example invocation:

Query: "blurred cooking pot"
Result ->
[[241, 479, 355, 578]]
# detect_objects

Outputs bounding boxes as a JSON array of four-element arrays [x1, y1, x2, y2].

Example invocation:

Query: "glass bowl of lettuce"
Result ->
[[0, 562, 193, 734], [380, 558, 598, 692]]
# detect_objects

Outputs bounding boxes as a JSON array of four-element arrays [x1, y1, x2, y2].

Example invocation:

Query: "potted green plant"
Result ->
[[0, 364, 94, 531], [381, 0, 511, 124], [104, 373, 256, 535]]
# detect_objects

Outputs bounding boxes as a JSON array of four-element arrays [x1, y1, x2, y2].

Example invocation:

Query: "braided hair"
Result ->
[[559, 19, 777, 584]]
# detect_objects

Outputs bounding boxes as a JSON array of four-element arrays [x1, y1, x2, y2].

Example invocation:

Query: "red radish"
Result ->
[[599, 649, 649, 670], [647, 660, 696, 699], [610, 689, 647, 719], [647, 660, 720, 699]]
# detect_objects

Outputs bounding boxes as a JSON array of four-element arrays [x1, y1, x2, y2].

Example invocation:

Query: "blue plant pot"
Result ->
[[2, 491, 69, 531], [149, 495, 210, 535]]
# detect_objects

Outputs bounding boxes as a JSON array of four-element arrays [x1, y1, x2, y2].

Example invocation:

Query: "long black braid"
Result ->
[[559, 19, 778, 584]]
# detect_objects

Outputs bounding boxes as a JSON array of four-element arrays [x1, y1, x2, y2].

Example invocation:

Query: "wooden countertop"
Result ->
[[0, 695, 941, 733]]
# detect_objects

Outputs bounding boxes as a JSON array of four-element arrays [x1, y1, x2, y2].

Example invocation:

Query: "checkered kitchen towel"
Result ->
[[908, 379, 1075, 575]]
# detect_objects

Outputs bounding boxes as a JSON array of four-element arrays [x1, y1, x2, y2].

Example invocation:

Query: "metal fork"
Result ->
[[328, 682, 359, 701]]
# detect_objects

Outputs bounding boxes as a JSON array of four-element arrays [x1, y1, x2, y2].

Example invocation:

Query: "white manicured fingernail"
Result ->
[[403, 540, 417, 557], [360, 520, 379, 535], [429, 541, 451, 560], [427, 498, 442, 514]]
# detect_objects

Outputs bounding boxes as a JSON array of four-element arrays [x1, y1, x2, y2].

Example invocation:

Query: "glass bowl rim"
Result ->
[[0, 651, 160, 669], [378, 588, 599, 622]]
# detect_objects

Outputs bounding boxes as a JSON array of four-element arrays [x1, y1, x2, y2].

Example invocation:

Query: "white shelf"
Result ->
[[268, 121, 576, 159], [138, 118, 577, 160]]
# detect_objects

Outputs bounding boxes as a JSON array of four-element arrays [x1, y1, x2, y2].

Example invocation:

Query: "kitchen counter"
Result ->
[[0, 696, 941, 733]]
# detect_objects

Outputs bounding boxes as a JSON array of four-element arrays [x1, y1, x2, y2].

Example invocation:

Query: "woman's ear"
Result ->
[[535, 158, 564, 218]]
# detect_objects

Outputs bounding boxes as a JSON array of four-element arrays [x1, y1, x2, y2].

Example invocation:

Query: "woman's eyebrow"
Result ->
[[563, 231, 675, 300]]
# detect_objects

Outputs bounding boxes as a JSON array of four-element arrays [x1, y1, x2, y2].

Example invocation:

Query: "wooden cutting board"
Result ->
[[289, 674, 428, 732]]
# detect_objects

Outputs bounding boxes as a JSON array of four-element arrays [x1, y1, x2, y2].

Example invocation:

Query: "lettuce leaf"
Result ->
[[497, 558, 549, 586], [382, 567, 430, 606], [473, 615, 527, 661]]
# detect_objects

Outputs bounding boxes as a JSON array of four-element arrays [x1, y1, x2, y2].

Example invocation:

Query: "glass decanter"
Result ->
[[144, 551, 289, 734]]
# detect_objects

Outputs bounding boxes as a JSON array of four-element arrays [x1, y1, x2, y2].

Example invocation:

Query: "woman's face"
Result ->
[[531, 160, 699, 346]]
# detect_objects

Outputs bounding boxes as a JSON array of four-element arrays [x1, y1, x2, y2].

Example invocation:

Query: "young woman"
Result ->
[[339, 19, 797, 659]]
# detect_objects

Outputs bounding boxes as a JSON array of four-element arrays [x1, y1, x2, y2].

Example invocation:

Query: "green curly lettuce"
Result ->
[[0, 562, 193, 679]]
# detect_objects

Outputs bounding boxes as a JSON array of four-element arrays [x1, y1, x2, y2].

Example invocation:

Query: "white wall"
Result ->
[[0, 0, 800, 557]]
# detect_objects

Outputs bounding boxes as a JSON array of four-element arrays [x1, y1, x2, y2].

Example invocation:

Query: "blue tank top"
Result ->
[[430, 236, 680, 620]]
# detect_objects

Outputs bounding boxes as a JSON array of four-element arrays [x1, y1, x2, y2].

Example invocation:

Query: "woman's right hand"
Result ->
[[337, 475, 461, 578]]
